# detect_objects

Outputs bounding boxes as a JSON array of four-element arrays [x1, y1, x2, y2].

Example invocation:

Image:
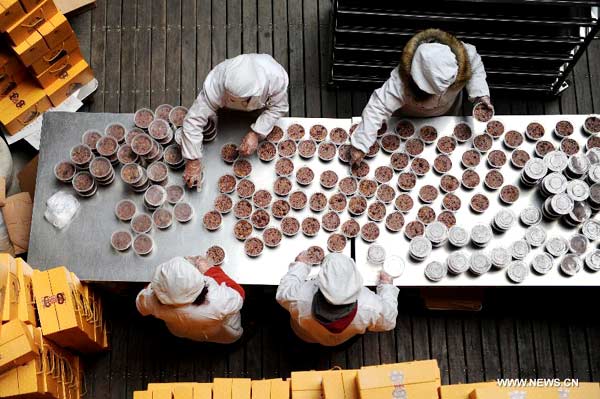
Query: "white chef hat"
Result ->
[[151, 257, 206, 306], [224, 55, 265, 98], [411, 43, 458, 95], [318, 253, 363, 305]]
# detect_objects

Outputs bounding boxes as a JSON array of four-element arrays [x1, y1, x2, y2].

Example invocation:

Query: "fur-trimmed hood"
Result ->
[[400, 29, 471, 93]]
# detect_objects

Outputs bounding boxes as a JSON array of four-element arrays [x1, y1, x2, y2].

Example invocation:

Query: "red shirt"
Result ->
[[204, 267, 245, 299]]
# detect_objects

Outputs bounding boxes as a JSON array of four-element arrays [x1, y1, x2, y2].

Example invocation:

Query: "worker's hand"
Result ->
[[350, 146, 366, 167], [295, 251, 311, 265], [183, 159, 203, 188], [378, 271, 394, 285], [239, 131, 260, 157], [185, 255, 211, 273], [476, 96, 494, 113]]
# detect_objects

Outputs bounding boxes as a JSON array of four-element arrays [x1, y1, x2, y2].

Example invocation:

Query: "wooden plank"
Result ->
[[531, 319, 555, 378], [587, 42, 600, 113], [256, 0, 272, 55], [395, 308, 413, 362], [242, 0, 257, 53], [243, 287, 262, 379], [196, 0, 212, 89], [262, 288, 281, 378], [272, 0, 288, 72], [119, 0, 136, 112], [587, 320, 600, 381], [165, 0, 182, 106], [135, 0, 152, 109], [125, 297, 147, 394], [497, 318, 518, 378], [346, 335, 364, 369], [480, 317, 502, 381], [109, 306, 128, 399], [303, 0, 321, 118], [89, 0, 107, 112], [560, 72, 578, 114], [573, 51, 594, 114], [379, 330, 396, 364], [149, 0, 167, 109], [412, 312, 430, 361], [318, 0, 336, 118], [103, 0, 121, 112], [430, 315, 450, 385], [550, 321, 573, 379], [362, 332, 381, 367], [227, 0, 242, 58], [211, 0, 226, 67], [69, 7, 92, 61], [463, 317, 484, 383], [515, 319, 537, 379], [181, 0, 197, 107], [569, 324, 591, 381], [287, 0, 305, 117]]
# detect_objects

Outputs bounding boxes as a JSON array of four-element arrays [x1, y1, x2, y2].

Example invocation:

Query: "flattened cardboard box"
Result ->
[[470, 383, 600, 399], [1, 191, 32, 254], [439, 382, 497, 399], [357, 360, 441, 399]]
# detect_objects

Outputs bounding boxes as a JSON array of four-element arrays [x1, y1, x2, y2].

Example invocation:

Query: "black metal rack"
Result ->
[[330, 0, 600, 95]]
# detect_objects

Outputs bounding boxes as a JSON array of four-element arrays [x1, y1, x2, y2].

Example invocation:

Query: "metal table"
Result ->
[[353, 114, 600, 286], [28, 112, 352, 283]]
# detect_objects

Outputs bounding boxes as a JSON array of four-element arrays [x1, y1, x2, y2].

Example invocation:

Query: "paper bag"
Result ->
[[1, 192, 32, 254]]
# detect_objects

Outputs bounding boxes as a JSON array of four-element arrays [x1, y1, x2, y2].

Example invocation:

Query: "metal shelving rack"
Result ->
[[330, 0, 600, 95]]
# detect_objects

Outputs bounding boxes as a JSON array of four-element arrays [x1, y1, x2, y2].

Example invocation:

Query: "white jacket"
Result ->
[[181, 54, 289, 160], [351, 43, 489, 153], [136, 275, 244, 344], [276, 262, 399, 346]]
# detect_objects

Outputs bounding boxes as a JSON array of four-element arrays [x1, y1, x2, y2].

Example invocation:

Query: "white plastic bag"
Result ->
[[44, 191, 80, 229]]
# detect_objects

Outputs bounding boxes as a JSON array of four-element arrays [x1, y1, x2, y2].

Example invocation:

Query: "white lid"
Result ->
[[546, 236, 569, 257], [490, 247, 511, 269], [510, 240, 531, 260], [586, 148, 600, 164], [568, 154, 591, 174], [584, 249, 600, 272], [507, 261, 528, 283], [425, 261, 447, 282], [469, 252, 492, 275], [566, 180, 590, 202], [448, 226, 469, 247], [543, 150, 569, 172], [581, 219, 600, 241], [542, 173, 567, 195], [560, 254, 583, 276], [424, 221, 448, 243], [520, 206, 542, 226], [447, 252, 470, 274], [531, 253, 554, 274], [524, 158, 548, 180], [550, 193, 574, 215], [494, 209, 516, 230], [588, 163, 600, 184], [367, 244, 387, 264], [568, 234, 588, 255], [471, 224, 493, 245], [524, 225, 547, 248], [383, 255, 405, 278], [409, 236, 432, 259]]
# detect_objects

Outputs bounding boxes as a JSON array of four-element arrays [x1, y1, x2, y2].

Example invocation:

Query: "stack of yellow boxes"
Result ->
[[0, 253, 107, 399], [0, 0, 93, 135], [468, 384, 600, 399], [135, 379, 291, 399]]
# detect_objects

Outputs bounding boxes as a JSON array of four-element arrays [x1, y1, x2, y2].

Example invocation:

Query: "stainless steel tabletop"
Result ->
[[28, 112, 351, 283], [352, 114, 600, 286]]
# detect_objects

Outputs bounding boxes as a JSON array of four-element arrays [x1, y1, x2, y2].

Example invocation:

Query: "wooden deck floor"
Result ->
[[67, 0, 600, 397]]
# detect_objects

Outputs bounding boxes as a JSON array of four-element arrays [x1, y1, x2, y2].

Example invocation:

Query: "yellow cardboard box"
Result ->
[[44, 59, 94, 106], [134, 392, 153, 399], [470, 383, 600, 399], [0, 79, 51, 134], [45, 335, 82, 399], [440, 382, 497, 399], [30, 33, 79, 75], [16, 257, 37, 325], [357, 360, 441, 399], [291, 370, 337, 399], [322, 370, 358, 399], [20, 0, 44, 12], [252, 380, 270, 399], [5, 0, 59, 45], [0, 0, 25, 33], [12, 29, 49, 66], [35, 48, 84, 88], [146, 382, 212, 399], [1, 252, 19, 322], [270, 379, 290, 399], [232, 378, 252, 399], [37, 12, 73, 50], [0, 319, 36, 374]]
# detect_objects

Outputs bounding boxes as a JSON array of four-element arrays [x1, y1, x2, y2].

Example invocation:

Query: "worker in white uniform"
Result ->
[[136, 256, 245, 344], [350, 29, 492, 165], [181, 53, 289, 187], [276, 252, 399, 346]]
